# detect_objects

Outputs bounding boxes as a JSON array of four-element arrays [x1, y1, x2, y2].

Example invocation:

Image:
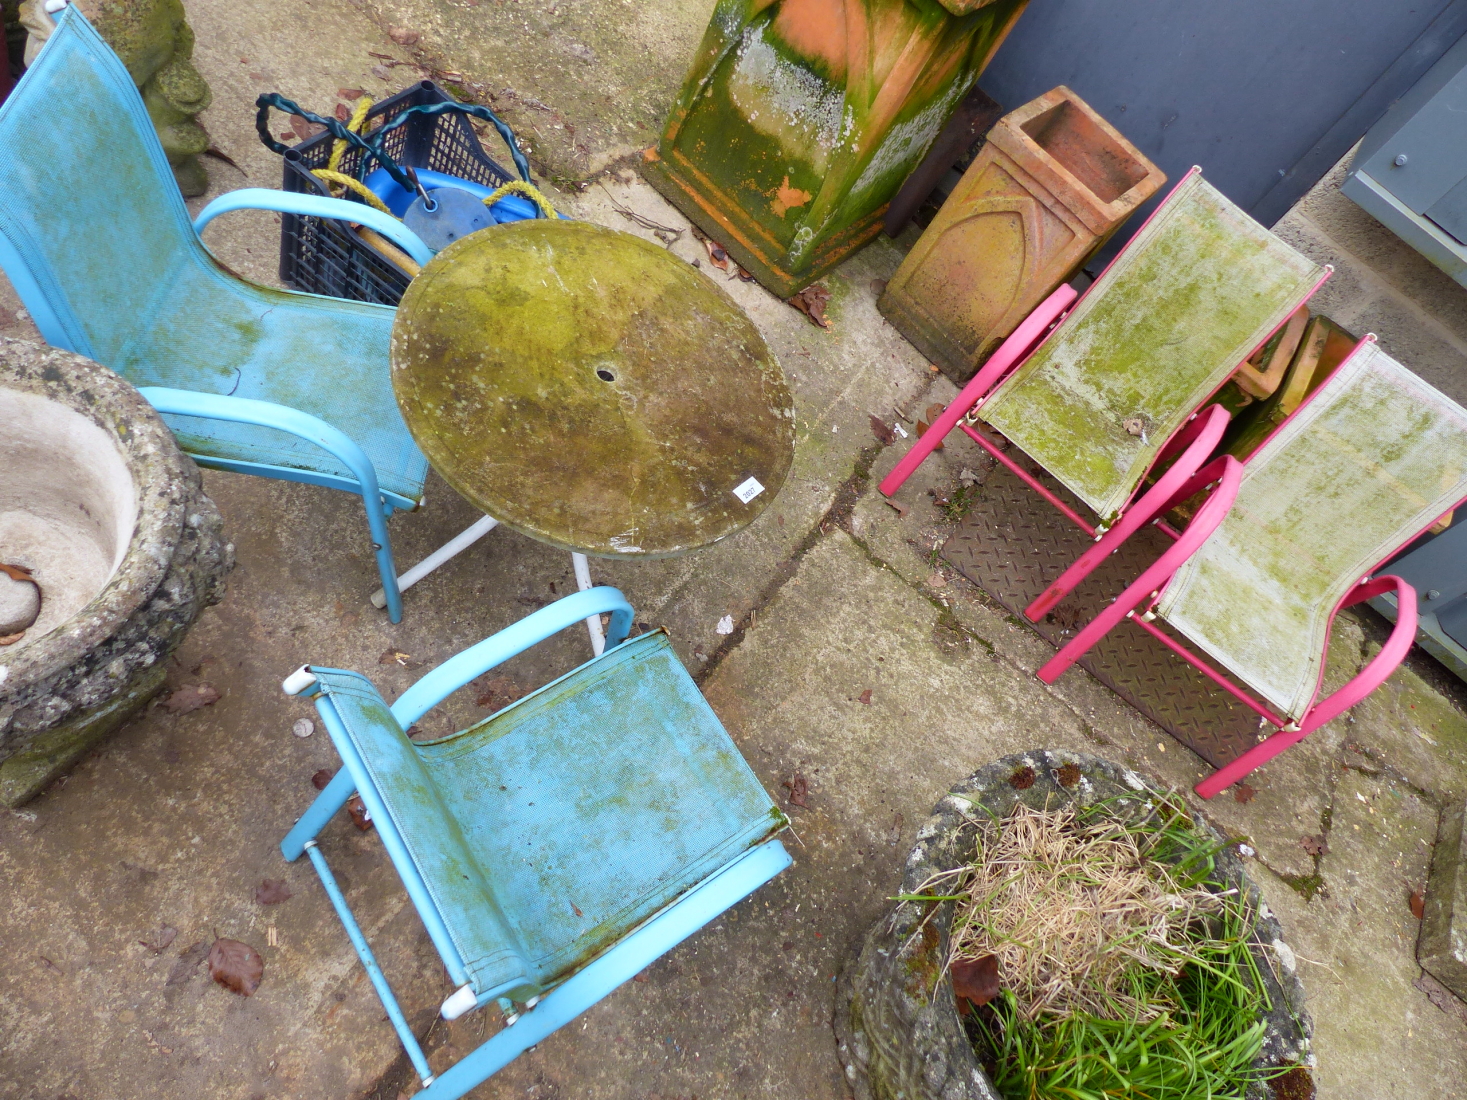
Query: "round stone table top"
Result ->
[[391, 220, 794, 557]]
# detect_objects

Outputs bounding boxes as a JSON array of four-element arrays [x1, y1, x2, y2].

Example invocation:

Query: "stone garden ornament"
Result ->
[[21, 0, 213, 194]]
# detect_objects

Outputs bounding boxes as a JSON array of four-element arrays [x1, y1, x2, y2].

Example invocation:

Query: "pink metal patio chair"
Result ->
[[1037, 337, 1467, 797], [880, 168, 1329, 617]]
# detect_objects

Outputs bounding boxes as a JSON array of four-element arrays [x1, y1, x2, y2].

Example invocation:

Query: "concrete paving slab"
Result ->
[[349, 0, 713, 179], [1255, 769, 1467, 1098], [5, 0, 1467, 1095]]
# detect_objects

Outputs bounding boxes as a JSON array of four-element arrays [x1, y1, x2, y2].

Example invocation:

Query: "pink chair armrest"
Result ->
[[1194, 575, 1417, 798], [1026, 406, 1232, 619], [879, 283, 1078, 497], [1036, 455, 1243, 684], [1304, 575, 1418, 730]]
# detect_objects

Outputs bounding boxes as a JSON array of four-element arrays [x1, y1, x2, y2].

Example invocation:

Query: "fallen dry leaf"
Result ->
[[333, 103, 352, 122], [290, 114, 325, 141], [475, 675, 525, 712], [372, 63, 392, 80], [166, 941, 210, 987], [1411, 889, 1426, 920], [255, 879, 293, 906], [736, 266, 756, 282], [388, 26, 421, 45], [208, 938, 263, 996], [1232, 782, 1257, 804], [951, 953, 1001, 1010], [702, 237, 730, 271], [378, 649, 422, 669], [311, 768, 335, 790], [347, 795, 374, 831], [162, 683, 221, 714], [788, 284, 832, 329], [915, 404, 945, 449], [1415, 970, 1467, 1024], [869, 414, 896, 446], [858, 688, 873, 705], [1300, 834, 1328, 857], [0, 631, 24, 646], [338, 87, 366, 99], [0, 562, 33, 581], [782, 772, 809, 809], [885, 499, 910, 519]]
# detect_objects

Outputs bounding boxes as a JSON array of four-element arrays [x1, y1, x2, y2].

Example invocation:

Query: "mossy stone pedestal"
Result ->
[[643, 0, 1029, 297]]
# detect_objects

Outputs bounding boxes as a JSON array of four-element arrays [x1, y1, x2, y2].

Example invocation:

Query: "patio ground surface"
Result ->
[[3, 0, 1467, 1097]]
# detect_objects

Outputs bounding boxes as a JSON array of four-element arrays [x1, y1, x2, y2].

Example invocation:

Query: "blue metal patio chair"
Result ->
[[279, 586, 791, 1097], [0, 8, 435, 621]]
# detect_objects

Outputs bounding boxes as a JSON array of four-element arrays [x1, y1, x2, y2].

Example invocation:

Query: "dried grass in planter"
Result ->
[[906, 799, 1282, 1100]]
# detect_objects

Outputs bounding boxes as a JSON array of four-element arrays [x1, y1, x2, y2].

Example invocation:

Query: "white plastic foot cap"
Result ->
[[440, 984, 478, 1020], [282, 665, 318, 695]]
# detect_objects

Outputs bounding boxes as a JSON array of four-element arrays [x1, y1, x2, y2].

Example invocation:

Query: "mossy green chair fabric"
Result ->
[[1039, 339, 1467, 799], [978, 171, 1324, 524], [1157, 341, 1467, 719]]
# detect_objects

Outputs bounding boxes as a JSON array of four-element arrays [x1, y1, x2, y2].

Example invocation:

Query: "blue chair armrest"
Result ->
[[391, 588, 635, 727], [139, 386, 388, 507], [191, 187, 435, 268]]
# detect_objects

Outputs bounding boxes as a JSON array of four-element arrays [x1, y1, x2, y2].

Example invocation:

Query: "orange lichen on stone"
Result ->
[[771, 175, 812, 217]]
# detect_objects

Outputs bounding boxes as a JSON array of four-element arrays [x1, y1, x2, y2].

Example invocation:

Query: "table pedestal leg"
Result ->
[[371, 514, 500, 610], [572, 553, 606, 656]]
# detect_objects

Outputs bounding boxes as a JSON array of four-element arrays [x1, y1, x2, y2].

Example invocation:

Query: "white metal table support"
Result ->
[[371, 514, 605, 655]]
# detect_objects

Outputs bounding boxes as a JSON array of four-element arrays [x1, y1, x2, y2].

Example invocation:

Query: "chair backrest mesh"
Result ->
[[1157, 341, 1467, 719], [310, 668, 534, 995], [0, 9, 194, 362], [979, 172, 1323, 522]]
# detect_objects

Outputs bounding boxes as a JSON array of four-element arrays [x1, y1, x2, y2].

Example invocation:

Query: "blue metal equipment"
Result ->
[[0, 9, 436, 621], [280, 587, 791, 1097]]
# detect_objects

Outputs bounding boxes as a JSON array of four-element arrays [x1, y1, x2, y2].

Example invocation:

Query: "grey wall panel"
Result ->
[[979, 0, 1467, 262]]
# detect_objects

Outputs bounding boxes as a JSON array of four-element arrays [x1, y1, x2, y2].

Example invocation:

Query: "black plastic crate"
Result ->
[[278, 81, 518, 305]]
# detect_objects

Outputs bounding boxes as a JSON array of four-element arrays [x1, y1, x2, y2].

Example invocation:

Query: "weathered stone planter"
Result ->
[[836, 750, 1313, 1100], [643, 0, 1029, 296], [880, 87, 1165, 385], [0, 338, 231, 805]]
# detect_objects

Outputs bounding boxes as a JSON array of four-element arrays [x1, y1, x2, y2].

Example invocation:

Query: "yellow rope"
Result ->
[[310, 169, 394, 214], [483, 180, 558, 220], [312, 98, 391, 212], [328, 96, 373, 172]]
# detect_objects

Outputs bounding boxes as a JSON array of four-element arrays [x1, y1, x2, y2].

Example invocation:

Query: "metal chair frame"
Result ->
[[881, 168, 1332, 621], [280, 587, 790, 1097]]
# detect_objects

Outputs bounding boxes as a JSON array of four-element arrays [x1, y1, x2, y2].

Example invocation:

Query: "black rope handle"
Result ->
[[255, 93, 534, 193]]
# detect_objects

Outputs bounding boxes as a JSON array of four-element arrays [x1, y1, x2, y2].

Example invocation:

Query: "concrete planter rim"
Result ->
[[838, 749, 1313, 1100], [0, 337, 185, 695]]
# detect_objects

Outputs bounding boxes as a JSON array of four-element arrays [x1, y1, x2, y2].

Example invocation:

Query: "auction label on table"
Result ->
[[732, 477, 765, 504]]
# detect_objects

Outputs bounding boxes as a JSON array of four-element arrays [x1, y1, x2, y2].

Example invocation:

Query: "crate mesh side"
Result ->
[[276, 84, 516, 305]]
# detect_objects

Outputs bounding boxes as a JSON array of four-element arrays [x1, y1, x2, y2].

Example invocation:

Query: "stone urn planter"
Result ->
[[836, 750, 1314, 1100], [0, 338, 231, 805]]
